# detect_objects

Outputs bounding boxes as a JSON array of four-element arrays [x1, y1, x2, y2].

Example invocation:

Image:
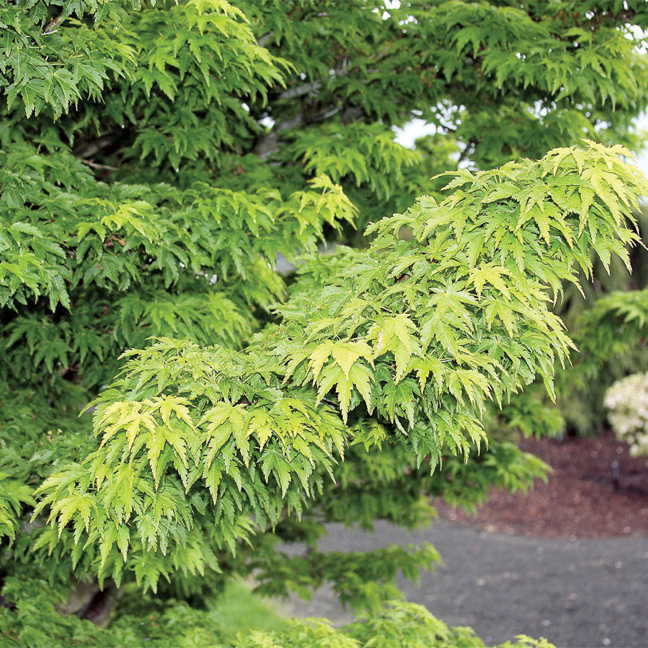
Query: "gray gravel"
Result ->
[[284, 520, 648, 648]]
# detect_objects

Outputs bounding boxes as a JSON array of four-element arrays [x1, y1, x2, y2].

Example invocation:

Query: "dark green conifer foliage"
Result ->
[[1, 1, 647, 646]]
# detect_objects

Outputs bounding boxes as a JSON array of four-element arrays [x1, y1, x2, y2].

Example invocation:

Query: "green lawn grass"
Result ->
[[209, 581, 289, 637]]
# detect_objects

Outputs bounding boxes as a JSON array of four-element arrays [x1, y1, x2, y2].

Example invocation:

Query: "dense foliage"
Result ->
[[1, 1, 648, 646]]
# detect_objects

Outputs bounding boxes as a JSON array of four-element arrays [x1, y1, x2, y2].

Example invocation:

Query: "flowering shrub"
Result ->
[[604, 374, 648, 457]]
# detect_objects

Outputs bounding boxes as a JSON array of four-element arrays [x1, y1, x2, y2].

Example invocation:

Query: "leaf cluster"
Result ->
[[30, 143, 646, 592], [1, 0, 648, 642], [0, 572, 555, 648]]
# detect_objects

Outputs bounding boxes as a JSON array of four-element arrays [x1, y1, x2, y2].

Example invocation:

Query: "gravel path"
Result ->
[[285, 520, 648, 648]]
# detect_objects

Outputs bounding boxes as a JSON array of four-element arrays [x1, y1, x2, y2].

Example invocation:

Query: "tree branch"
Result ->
[[253, 112, 304, 160], [257, 33, 274, 47], [457, 139, 476, 165], [279, 81, 322, 100], [43, 13, 65, 35], [74, 136, 116, 160], [82, 160, 118, 172]]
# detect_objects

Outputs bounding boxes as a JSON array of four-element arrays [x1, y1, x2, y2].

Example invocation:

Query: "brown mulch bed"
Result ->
[[436, 431, 648, 538]]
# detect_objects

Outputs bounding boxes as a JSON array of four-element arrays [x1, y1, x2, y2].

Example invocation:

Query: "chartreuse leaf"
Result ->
[[4, 0, 647, 641], [26, 142, 647, 616]]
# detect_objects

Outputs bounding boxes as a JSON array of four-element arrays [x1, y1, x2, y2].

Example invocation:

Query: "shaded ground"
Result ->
[[287, 520, 648, 648], [286, 434, 648, 647]]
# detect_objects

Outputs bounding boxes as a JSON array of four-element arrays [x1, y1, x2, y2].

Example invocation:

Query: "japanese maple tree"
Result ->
[[1, 1, 647, 646]]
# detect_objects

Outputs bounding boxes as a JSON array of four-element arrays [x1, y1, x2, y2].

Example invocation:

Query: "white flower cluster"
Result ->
[[604, 373, 648, 457]]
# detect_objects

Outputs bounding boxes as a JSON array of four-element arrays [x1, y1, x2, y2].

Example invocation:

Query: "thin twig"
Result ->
[[82, 160, 118, 171]]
